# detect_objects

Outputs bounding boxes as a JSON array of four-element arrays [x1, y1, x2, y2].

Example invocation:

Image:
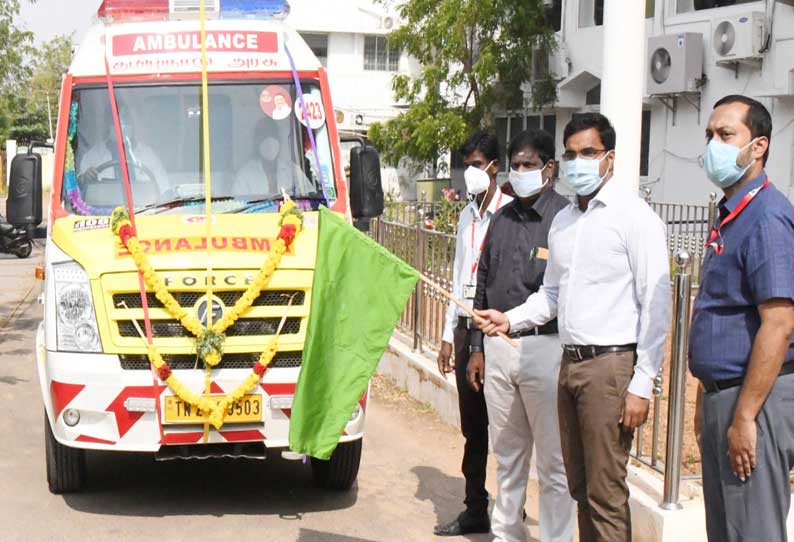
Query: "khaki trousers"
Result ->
[[557, 350, 636, 542], [484, 334, 575, 542]]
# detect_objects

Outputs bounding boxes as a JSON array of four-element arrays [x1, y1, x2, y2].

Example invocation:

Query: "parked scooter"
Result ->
[[0, 216, 33, 258]]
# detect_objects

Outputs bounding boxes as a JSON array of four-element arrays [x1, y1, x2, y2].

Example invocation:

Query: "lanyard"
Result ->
[[470, 192, 503, 276], [706, 178, 769, 254]]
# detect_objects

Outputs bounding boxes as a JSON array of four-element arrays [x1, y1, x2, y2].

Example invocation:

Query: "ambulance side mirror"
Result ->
[[7, 142, 47, 233], [349, 146, 384, 220]]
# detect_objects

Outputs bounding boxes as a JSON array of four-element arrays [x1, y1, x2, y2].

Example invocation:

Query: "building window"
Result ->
[[496, 114, 558, 169], [580, 0, 654, 25], [546, 0, 562, 32], [677, 0, 757, 13], [300, 33, 329, 67], [579, 0, 605, 28], [364, 35, 400, 72]]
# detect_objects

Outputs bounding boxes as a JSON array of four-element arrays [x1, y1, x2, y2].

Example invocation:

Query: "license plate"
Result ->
[[163, 394, 263, 424]]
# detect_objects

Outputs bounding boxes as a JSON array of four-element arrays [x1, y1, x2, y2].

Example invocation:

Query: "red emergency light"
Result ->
[[97, 0, 169, 21]]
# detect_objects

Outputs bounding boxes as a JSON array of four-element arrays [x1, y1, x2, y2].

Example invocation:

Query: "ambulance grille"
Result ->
[[119, 351, 303, 370], [117, 317, 301, 338], [112, 290, 305, 309]]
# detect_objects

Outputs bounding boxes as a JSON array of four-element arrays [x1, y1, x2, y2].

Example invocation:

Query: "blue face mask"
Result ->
[[561, 154, 609, 196], [703, 139, 757, 189]]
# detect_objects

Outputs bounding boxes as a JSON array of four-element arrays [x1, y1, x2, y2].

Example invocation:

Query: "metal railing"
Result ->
[[649, 195, 716, 285], [385, 196, 718, 285], [372, 196, 708, 509], [375, 217, 456, 350]]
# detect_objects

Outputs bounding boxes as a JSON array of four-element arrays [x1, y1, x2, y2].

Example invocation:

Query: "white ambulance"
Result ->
[[7, 0, 384, 493]]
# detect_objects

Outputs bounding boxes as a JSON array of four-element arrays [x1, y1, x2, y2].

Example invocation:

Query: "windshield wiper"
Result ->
[[136, 196, 235, 215], [231, 196, 287, 214]]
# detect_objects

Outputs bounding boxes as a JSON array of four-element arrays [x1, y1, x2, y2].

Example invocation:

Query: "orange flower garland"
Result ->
[[111, 200, 303, 429]]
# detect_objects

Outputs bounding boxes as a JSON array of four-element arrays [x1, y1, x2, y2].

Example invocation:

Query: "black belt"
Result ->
[[562, 344, 637, 363], [509, 322, 557, 338], [701, 362, 794, 394], [457, 316, 472, 329]]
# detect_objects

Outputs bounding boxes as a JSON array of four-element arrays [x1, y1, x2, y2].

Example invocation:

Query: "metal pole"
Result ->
[[660, 250, 692, 510], [412, 195, 424, 351]]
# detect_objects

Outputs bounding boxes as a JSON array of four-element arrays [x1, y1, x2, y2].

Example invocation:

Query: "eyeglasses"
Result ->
[[560, 148, 607, 162]]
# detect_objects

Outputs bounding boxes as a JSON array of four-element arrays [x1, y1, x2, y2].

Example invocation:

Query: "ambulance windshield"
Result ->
[[62, 81, 336, 216]]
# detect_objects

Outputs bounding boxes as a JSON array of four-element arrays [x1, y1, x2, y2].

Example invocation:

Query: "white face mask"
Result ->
[[464, 160, 495, 196], [259, 137, 279, 162], [508, 167, 547, 198], [561, 154, 609, 196]]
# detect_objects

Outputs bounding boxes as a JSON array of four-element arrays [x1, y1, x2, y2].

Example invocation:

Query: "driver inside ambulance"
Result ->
[[77, 110, 170, 194]]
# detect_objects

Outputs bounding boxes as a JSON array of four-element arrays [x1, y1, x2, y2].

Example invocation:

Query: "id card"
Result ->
[[531, 247, 549, 261], [463, 284, 477, 299]]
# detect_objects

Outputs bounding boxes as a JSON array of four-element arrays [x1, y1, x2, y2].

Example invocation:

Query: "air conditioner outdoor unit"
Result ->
[[713, 12, 766, 65], [646, 33, 704, 95], [380, 15, 395, 31]]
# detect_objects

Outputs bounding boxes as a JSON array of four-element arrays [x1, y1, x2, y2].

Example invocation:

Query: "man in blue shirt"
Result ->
[[689, 95, 794, 542]]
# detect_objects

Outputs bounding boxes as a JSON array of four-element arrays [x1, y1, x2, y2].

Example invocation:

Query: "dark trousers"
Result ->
[[558, 350, 636, 542], [701, 372, 794, 542], [453, 326, 489, 516]]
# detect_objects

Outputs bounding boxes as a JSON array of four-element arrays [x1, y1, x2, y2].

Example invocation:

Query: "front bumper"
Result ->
[[36, 324, 366, 452]]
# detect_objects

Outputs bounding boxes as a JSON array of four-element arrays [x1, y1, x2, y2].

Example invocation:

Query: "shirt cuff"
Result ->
[[442, 326, 454, 344], [627, 372, 654, 400], [506, 308, 527, 334]]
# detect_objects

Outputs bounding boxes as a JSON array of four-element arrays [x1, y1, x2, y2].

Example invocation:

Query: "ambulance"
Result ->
[[7, 0, 384, 493]]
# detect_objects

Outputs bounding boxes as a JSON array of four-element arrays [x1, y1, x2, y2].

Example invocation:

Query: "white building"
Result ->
[[286, 0, 424, 198], [286, 0, 419, 134], [496, 0, 794, 204]]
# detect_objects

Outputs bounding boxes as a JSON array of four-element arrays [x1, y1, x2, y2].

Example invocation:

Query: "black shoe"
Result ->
[[434, 512, 490, 536]]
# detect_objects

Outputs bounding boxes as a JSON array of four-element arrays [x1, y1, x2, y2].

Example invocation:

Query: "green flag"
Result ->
[[288, 207, 419, 459]]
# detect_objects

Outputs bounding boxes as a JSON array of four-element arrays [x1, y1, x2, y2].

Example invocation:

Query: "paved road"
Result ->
[[0, 247, 544, 542]]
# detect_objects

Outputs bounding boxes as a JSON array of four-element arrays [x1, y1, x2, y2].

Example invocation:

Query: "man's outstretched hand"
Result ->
[[473, 309, 510, 336]]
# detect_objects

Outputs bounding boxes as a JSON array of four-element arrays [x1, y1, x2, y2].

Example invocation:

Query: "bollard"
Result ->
[[660, 249, 692, 510]]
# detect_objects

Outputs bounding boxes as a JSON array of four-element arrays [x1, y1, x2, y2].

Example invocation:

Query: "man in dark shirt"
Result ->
[[689, 95, 794, 541], [468, 129, 574, 542]]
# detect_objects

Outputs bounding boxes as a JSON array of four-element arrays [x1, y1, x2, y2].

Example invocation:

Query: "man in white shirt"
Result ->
[[434, 132, 512, 537], [475, 113, 671, 542]]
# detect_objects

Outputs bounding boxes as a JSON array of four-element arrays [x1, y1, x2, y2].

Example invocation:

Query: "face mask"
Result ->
[[703, 138, 757, 189], [561, 154, 609, 196], [464, 160, 495, 196], [259, 137, 279, 162], [509, 168, 547, 198]]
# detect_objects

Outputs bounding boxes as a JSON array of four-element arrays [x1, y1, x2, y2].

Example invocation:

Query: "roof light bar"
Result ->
[[219, 0, 290, 20], [99, 0, 290, 22], [97, 0, 169, 22]]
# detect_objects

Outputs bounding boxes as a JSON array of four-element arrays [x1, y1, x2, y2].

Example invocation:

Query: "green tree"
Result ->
[[16, 34, 74, 142], [368, 0, 557, 169], [0, 0, 34, 144]]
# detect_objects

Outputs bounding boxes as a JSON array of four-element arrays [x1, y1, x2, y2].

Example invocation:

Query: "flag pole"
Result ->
[[417, 273, 518, 349]]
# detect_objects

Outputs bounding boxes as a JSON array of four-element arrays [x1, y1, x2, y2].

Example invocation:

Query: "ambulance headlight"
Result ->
[[53, 262, 101, 353]]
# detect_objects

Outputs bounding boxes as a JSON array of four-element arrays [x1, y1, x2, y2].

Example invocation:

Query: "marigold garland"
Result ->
[[113, 200, 303, 429]]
